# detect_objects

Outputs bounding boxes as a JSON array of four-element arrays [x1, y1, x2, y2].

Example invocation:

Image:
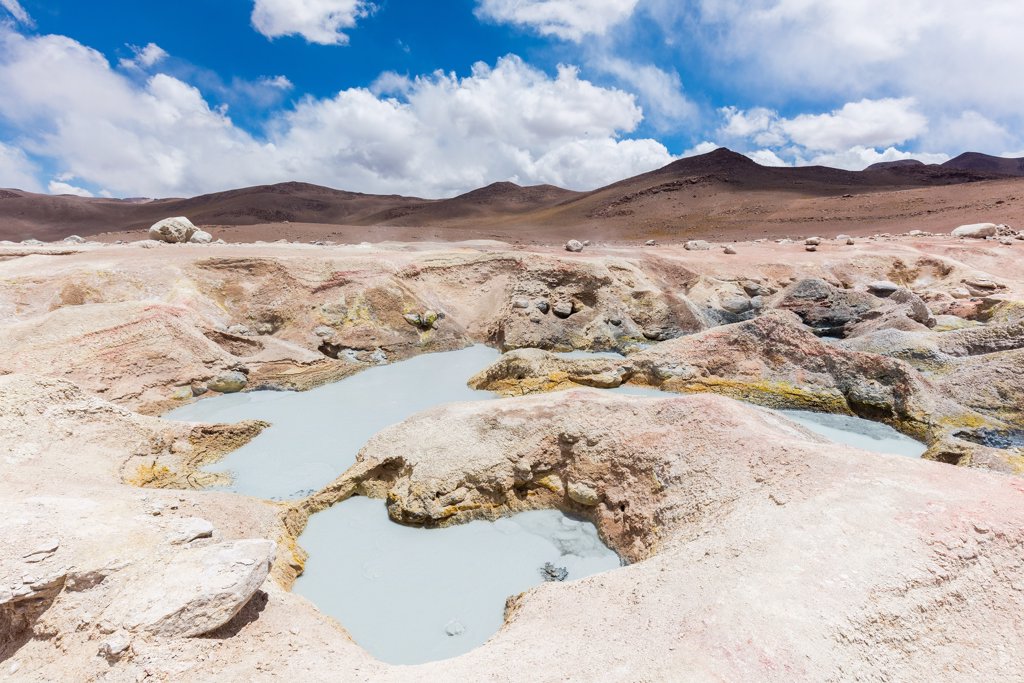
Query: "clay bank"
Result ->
[[2, 234, 1024, 681]]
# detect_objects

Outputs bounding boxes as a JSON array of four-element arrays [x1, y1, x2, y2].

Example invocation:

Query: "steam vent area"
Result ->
[[3, 224, 1024, 680]]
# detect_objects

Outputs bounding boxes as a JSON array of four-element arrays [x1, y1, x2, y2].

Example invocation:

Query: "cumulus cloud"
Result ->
[[48, 177, 95, 197], [592, 57, 697, 131], [476, 0, 640, 41], [716, 99, 946, 169], [251, 0, 373, 45], [118, 43, 168, 70], [0, 28, 673, 197], [0, 140, 40, 190], [0, 0, 32, 26]]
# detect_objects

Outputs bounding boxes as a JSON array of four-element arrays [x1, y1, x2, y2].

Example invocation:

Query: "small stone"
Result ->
[[607, 316, 622, 326], [168, 517, 215, 545], [582, 240, 591, 246], [805, 237, 821, 246], [835, 234, 852, 241], [21, 238, 44, 246], [535, 300, 550, 314], [98, 632, 131, 661], [645, 239, 657, 246], [402, 313, 423, 327], [565, 239, 584, 252], [445, 620, 466, 636], [805, 245, 818, 252], [314, 325, 334, 338], [846, 238, 856, 245], [540, 562, 569, 582], [567, 481, 600, 506], [189, 230, 213, 244], [908, 230, 925, 237], [170, 386, 193, 401], [867, 281, 900, 297], [720, 296, 752, 314], [723, 245, 737, 255], [999, 237, 1014, 245], [684, 240, 712, 251], [512, 298, 530, 309], [552, 301, 574, 319], [227, 324, 251, 336], [63, 235, 86, 244], [191, 384, 208, 397], [208, 371, 248, 394]]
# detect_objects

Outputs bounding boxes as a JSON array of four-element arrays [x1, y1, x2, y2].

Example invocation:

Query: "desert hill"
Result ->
[[1, 148, 1022, 243]]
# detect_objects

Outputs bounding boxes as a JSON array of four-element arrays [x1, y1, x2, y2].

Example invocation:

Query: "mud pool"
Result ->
[[164, 345, 501, 499], [167, 345, 926, 665], [295, 497, 620, 664]]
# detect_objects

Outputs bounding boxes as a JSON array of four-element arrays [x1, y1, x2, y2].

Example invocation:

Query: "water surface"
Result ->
[[164, 345, 500, 499], [295, 497, 620, 664]]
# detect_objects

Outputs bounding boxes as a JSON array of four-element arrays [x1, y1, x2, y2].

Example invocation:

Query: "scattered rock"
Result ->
[[805, 245, 818, 252], [805, 237, 821, 246], [189, 230, 213, 244], [684, 240, 711, 251], [720, 296, 752, 315], [867, 281, 900, 297], [846, 238, 856, 245], [20, 238, 44, 246], [567, 481, 600, 506], [540, 562, 569, 582], [148, 217, 198, 244], [512, 298, 530, 309], [168, 517, 215, 545], [535, 300, 550, 314], [952, 223, 998, 239], [723, 245, 737, 255], [170, 386, 193, 401], [98, 632, 131, 661], [582, 240, 591, 246], [552, 301, 574, 319], [207, 371, 248, 394], [644, 239, 657, 246], [444, 620, 466, 637], [62, 235, 86, 244], [565, 240, 584, 253]]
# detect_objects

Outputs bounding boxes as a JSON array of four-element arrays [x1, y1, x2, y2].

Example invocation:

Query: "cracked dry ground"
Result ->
[[1, 236, 1023, 681]]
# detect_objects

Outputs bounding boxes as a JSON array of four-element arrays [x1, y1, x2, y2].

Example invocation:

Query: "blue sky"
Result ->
[[1, 0, 1022, 198]]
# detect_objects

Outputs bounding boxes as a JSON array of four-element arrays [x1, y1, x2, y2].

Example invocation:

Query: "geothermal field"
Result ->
[[2, 148, 1024, 680]]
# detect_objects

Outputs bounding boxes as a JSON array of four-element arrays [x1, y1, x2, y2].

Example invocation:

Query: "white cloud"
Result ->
[[746, 149, 788, 167], [804, 146, 948, 171], [251, 0, 373, 45], [592, 57, 697, 131], [118, 43, 168, 70], [0, 28, 673, 197], [681, 141, 720, 157], [0, 0, 32, 26], [717, 99, 943, 170], [0, 140, 40, 190], [476, 0, 640, 41], [48, 178, 94, 197], [779, 99, 928, 152]]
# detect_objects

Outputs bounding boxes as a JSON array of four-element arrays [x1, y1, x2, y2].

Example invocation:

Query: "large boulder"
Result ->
[[118, 539, 275, 637], [952, 223, 997, 239], [148, 217, 198, 243]]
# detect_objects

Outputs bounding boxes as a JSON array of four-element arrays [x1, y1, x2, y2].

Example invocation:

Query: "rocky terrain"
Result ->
[[2, 226, 1024, 680]]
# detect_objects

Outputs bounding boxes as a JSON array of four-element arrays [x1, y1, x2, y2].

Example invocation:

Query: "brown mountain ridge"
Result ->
[[2, 148, 1022, 243]]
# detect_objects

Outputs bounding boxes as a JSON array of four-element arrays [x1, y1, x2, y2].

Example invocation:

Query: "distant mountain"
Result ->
[[942, 152, 1024, 176], [865, 159, 926, 170], [1, 148, 1021, 242]]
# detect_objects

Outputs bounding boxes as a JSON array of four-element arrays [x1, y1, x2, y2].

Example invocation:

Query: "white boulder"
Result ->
[[119, 539, 275, 637], [188, 229, 213, 244], [951, 223, 998, 239], [148, 217, 197, 243]]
